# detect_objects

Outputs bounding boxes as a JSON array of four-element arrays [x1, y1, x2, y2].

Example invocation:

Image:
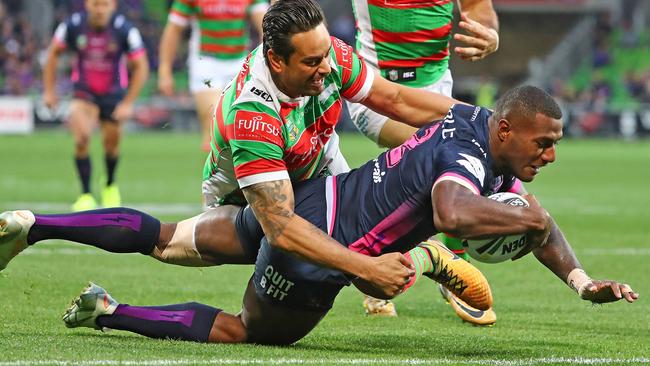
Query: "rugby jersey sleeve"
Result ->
[[432, 140, 490, 196], [168, 0, 196, 27], [119, 18, 146, 60], [499, 176, 524, 194], [226, 107, 289, 188], [52, 15, 78, 50], [330, 37, 375, 103]]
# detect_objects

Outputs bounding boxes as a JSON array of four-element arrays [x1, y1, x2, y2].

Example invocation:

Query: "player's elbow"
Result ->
[[434, 209, 464, 237]]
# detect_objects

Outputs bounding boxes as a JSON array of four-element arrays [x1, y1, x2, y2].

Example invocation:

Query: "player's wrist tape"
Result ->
[[566, 268, 591, 294]]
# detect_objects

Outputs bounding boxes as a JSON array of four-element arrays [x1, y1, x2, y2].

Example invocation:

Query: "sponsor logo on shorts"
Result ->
[[260, 265, 295, 301]]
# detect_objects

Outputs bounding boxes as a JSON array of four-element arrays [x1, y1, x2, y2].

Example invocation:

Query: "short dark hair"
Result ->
[[262, 0, 325, 64], [492, 85, 562, 122]]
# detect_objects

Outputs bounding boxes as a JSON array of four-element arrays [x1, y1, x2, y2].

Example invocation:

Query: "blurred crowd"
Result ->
[[547, 5, 650, 136], [0, 0, 356, 98]]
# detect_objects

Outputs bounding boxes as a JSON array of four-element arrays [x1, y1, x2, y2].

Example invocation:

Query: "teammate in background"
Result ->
[[158, 0, 268, 151], [49, 86, 635, 346], [43, 0, 149, 211], [349, 0, 500, 321]]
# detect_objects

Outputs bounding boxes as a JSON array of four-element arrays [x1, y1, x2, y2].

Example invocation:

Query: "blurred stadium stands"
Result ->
[[1, 0, 649, 137]]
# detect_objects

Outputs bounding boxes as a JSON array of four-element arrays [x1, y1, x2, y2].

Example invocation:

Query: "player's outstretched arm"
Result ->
[[242, 179, 415, 298], [361, 73, 461, 128], [530, 218, 638, 304], [432, 180, 549, 242]]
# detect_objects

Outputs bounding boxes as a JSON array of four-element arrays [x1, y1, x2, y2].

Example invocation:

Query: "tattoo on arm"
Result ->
[[242, 180, 295, 242]]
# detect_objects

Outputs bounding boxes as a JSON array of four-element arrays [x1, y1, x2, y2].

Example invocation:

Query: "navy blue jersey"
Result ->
[[52, 12, 145, 96], [325, 104, 521, 256]]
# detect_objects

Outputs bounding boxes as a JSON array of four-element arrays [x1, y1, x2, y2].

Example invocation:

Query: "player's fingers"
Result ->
[[397, 253, 415, 271], [454, 33, 489, 49], [454, 46, 482, 59], [620, 284, 638, 303], [458, 17, 491, 39], [608, 282, 623, 299]]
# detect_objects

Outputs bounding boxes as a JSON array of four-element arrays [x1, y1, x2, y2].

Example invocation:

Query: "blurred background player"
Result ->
[[347, 0, 500, 322], [43, 0, 149, 211], [157, 0, 268, 151]]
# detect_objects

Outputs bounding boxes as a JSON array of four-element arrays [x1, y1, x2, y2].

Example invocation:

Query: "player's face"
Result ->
[[85, 0, 115, 28], [503, 113, 563, 182], [272, 23, 332, 98]]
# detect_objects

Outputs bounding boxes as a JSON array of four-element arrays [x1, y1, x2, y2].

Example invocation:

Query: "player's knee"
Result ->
[[208, 311, 247, 344]]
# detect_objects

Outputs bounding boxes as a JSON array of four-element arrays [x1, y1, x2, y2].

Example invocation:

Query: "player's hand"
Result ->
[[579, 280, 638, 304], [362, 253, 415, 299], [112, 101, 134, 121], [43, 91, 58, 110], [522, 194, 551, 249], [454, 13, 499, 62], [158, 71, 175, 97]]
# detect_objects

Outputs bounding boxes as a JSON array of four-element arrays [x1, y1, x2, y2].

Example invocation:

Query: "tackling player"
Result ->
[[4, 0, 467, 299], [348, 0, 500, 320], [53, 86, 637, 345], [43, 0, 149, 211], [158, 0, 268, 151]]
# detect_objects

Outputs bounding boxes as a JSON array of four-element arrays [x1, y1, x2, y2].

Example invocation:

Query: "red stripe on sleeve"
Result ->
[[330, 37, 354, 86], [234, 158, 287, 178], [367, 0, 450, 9], [341, 57, 368, 100]]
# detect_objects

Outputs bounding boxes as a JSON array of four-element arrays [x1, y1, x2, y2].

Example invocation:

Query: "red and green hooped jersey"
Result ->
[[352, 0, 453, 88], [203, 37, 374, 197], [168, 0, 268, 59]]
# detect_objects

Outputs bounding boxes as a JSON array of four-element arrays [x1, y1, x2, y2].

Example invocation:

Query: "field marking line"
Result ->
[[19, 246, 650, 256], [1, 358, 649, 366], [0, 202, 201, 216]]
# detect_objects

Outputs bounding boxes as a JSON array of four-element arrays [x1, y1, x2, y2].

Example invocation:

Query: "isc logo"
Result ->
[[402, 71, 415, 78], [250, 86, 272, 102]]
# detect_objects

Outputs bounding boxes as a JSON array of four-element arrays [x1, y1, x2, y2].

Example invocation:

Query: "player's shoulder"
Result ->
[[329, 36, 354, 70], [112, 13, 139, 32], [232, 80, 278, 116], [66, 12, 86, 28]]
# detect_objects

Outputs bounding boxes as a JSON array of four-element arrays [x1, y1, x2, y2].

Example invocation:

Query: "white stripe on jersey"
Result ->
[[325, 176, 336, 235], [53, 22, 68, 45], [351, 0, 379, 70], [237, 170, 290, 189], [127, 27, 145, 52]]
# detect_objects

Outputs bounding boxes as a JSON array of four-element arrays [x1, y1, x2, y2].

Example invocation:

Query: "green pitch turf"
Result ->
[[0, 130, 648, 365]]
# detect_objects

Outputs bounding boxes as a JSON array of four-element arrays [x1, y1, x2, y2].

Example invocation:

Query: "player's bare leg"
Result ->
[[193, 89, 221, 151], [69, 99, 100, 211], [99, 119, 123, 207], [153, 206, 253, 266]]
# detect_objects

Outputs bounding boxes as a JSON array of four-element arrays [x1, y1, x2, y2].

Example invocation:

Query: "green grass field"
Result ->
[[0, 130, 649, 365]]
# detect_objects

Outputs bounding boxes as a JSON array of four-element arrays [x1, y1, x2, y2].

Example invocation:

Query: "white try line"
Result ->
[[1, 358, 649, 366], [19, 246, 650, 257], [0, 202, 202, 216]]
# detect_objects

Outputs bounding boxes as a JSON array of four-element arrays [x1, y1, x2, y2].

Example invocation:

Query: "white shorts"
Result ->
[[188, 54, 245, 94], [346, 68, 454, 143]]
